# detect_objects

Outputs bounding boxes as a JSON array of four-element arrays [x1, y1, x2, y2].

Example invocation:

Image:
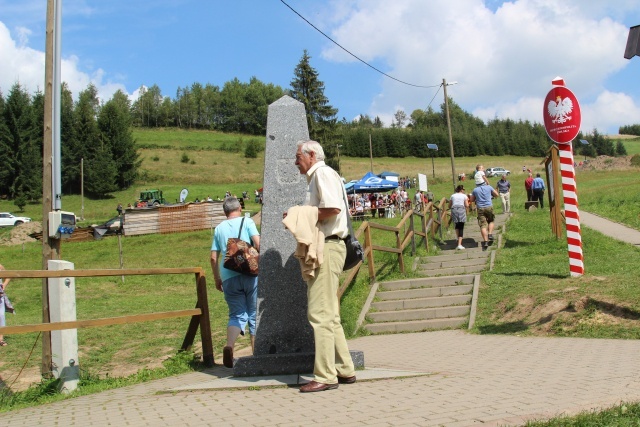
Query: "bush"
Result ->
[[244, 139, 259, 158], [631, 154, 640, 167], [13, 194, 27, 212], [180, 153, 190, 163]]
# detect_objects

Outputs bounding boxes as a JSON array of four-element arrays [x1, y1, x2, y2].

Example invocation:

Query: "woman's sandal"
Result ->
[[0, 341, 7, 346]]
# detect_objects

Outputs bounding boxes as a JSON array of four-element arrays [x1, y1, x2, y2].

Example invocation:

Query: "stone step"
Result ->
[[373, 294, 471, 311], [415, 264, 486, 276], [365, 317, 468, 334], [369, 305, 470, 323], [419, 257, 487, 270], [423, 250, 489, 263], [377, 284, 473, 300], [438, 241, 497, 252], [438, 239, 498, 252], [380, 275, 475, 291]]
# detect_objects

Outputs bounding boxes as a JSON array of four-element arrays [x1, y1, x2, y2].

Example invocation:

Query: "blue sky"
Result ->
[[1, 0, 639, 134]]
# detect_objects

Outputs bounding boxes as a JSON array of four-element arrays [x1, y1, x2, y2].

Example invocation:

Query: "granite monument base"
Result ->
[[233, 350, 365, 377]]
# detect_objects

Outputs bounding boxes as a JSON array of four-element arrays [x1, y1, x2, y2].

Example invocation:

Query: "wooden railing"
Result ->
[[338, 199, 451, 298], [0, 267, 214, 368]]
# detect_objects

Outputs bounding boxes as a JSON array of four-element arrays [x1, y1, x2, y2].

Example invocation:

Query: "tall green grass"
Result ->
[[526, 401, 640, 426], [473, 205, 640, 337]]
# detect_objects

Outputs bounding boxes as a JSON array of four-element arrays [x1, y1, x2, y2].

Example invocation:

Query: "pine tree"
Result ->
[[0, 90, 13, 196], [22, 90, 43, 201], [98, 90, 140, 189], [3, 83, 34, 199], [290, 50, 339, 157], [61, 82, 77, 194], [74, 84, 117, 196]]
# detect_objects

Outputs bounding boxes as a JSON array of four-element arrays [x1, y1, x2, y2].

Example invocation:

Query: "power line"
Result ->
[[426, 84, 443, 110], [280, 0, 440, 90]]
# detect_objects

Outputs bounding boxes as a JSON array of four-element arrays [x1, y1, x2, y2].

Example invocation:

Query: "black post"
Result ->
[[431, 154, 435, 178]]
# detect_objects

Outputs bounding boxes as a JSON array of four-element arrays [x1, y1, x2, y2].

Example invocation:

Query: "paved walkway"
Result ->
[[5, 330, 640, 426], [4, 211, 640, 426], [580, 211, 640, 246]]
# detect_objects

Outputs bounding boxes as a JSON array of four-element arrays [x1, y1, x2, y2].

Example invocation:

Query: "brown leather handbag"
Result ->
[[223, 217, 259, 276]]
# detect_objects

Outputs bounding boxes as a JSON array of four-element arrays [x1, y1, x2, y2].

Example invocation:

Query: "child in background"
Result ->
[[474, 164, 490, 186]]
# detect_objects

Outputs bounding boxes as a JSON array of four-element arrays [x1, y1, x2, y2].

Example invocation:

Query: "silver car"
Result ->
[[485, 167, 511, 177], [0, 212, 32, 227]]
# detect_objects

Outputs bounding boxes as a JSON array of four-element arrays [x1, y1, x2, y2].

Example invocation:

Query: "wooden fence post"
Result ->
[[410, 214, 416, 256], [365, 223, 376, 278], [196, 273, 214, 367]]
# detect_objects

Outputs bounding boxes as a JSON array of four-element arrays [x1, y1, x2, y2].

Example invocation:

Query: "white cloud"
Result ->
[[322, 0, 640, 133], [581, 91, 640, 134], [0, 20, 130, 102]]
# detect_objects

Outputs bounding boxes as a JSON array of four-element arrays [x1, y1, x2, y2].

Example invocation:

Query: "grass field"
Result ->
[[1, 127, 639, 417], [609, 134, 640, 155]]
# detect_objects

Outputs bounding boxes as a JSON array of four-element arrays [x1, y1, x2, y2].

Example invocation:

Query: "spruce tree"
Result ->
[[615, 141, 628, 156], [74, 84, 117, 196], [98, 90, 140, 189], [3, 83, 34, 199], [0, 90, 12, 196], [290, 50, 339, 169], [61, 82, 77, 194]]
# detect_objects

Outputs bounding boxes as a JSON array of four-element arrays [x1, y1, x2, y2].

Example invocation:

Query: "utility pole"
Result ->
[[443, 78, 457, 193], [369, 133, 373, 172], [42, 0, 63, 377], [80, 158, 84, 220], [336, 144, 342, 176]]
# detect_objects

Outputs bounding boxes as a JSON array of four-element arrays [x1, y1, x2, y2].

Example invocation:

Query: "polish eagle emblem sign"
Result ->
[[543, 77, 581, 144]]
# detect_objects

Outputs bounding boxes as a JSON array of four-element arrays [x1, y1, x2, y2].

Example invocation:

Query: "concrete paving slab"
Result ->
[[165, 367, 431, 392]]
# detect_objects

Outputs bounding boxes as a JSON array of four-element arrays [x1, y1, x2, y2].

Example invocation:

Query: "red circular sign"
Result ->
[[543, 86, 581, 144]]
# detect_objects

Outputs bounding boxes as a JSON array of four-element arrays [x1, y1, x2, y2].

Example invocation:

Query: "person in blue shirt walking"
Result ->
[[531, 173, 546, 208], [210, 198, 260, 368], [469, 183, 499, 251]]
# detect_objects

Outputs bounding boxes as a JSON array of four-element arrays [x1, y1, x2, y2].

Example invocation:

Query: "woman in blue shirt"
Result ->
[[210, 198, 260, 368]]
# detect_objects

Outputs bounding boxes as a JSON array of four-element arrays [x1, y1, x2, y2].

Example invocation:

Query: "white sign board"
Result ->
[[418, 173, 428, 192]]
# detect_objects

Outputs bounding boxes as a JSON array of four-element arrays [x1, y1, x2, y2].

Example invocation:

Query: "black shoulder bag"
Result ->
[[341, 190, 364, 271]]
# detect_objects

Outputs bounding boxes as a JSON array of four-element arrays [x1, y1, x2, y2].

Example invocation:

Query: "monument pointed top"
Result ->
[[271, 95, 302, 106]]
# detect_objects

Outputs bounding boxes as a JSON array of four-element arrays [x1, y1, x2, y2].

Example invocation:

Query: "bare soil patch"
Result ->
[[0, 221, 41, 246], [579, 155, 633, 171], [497, 292, 640, 335]]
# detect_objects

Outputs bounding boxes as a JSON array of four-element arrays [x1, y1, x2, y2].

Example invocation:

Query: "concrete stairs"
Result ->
[[356, 213, 510, 335], [362, 275, 479, 334]]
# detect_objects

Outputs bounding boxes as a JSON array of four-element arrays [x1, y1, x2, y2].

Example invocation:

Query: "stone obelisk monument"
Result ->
[[233, 95, 364, 376]]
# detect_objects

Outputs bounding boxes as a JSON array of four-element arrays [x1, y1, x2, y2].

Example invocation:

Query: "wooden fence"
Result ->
[[0, 267, 214, 370], [338, 198, 450, 298], [125, 202, 227, 236]]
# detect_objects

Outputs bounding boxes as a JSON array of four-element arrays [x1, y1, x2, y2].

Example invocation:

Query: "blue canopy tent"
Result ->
[[344, 172, 399, 193]]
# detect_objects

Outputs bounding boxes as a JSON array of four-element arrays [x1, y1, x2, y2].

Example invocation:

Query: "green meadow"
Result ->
[[1, 128, 639, 415]]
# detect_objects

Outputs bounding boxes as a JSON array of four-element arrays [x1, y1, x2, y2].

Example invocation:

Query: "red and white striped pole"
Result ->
[[558, 143, 584, 276], [543, 77, 584, 277]]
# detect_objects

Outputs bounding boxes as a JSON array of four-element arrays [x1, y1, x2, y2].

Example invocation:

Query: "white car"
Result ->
[[485, 167, 511, 177], [0, 212, 32, 227]]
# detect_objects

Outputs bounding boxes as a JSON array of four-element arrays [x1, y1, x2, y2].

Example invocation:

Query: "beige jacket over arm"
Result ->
[[283, 206, 325, 281]]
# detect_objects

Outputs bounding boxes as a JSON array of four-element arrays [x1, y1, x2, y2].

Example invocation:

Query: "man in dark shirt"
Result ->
[[469, 183, 499, 250], [496, 175, 511, 213]]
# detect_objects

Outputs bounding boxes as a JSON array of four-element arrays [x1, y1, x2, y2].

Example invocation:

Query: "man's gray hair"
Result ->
[[297, 140, 325, 161], [223, 197, 241, 216]]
